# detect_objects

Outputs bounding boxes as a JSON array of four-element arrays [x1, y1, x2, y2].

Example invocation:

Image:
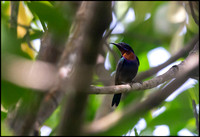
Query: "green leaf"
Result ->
[[1, 111, 7, 122], [1, 121, 13, 136], [85, 94, 101, 122], [115, 1, 130, 19], [137, 52, 150, 72], [29, 30, 43, 41], [1, 19, 31, 59], [129, 1, 166, 27], [1, 80, 27, 109], [108, 50, 119, 72], [188, 82, 199, 104], [134, 127, 139, 136], [43, 106, 61, 130], [26, 1, 70, 37], [122, 90, 144, 108]]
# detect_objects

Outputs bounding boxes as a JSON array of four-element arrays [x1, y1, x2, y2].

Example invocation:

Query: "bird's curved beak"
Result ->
[[110, 43, 120, 47], [110, 43, 124, 53]]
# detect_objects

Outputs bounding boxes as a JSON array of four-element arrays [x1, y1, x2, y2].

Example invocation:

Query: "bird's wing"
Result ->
[[136, 56, 140, 66], [115, 58, 124, 85]]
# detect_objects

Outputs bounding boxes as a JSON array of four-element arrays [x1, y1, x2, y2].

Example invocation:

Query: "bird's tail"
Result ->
[[111, 93, 121, 107]]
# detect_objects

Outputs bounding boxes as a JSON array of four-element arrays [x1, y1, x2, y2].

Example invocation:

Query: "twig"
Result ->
[[102, 4, 131, 62], [10, 16, 39, 52], [10, 1, 19, 31], [17, 23, 31, 29], [24, 30, 37, 52]]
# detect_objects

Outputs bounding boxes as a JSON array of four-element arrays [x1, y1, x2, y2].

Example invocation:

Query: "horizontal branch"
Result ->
[[88, 64, 179, 94]]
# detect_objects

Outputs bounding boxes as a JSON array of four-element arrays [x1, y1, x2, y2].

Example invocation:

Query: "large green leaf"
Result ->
[[26, 1, 70, 37], [43, 106, 61, 130], [1, 80, 27, 109], [1, 111, 7, 122], [85, 94, 101, 122], [1, 19, 29, 59]]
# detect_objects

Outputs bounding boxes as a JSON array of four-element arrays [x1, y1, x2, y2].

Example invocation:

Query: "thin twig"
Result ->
[[24, 30, 37, 52], [10, 1, 19, 30], [102, 4, 131, 62], [13, 22, 31, 30]]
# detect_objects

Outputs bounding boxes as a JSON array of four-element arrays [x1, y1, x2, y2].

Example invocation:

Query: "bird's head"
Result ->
[[110, 42, 136, 60]]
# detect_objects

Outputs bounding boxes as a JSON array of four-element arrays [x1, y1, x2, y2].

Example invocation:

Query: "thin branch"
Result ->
[[189, 1, 199, 26], [17, 23, 31, 29], [134, 34, 199, 81], [103, 4, 130, 40], [10, 1, 19, 31], [102, 4, 131, 62], [89, 65, 179, 94], [24, 30, 37, 52]]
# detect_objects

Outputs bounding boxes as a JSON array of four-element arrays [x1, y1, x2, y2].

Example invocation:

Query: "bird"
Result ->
[[111, 42, 139, 107]]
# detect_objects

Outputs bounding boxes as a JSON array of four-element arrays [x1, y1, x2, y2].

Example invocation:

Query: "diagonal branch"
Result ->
[[134, 34, 199, 81]]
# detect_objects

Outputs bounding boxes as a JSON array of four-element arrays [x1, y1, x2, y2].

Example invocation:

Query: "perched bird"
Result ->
[[111, 42, 139, 107]]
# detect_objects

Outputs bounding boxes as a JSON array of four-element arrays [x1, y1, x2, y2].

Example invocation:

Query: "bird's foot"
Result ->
[[129, 80, 143, 88]]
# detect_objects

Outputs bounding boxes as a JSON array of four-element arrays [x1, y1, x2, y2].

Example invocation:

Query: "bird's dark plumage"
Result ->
[[111, 42, 139, 107]]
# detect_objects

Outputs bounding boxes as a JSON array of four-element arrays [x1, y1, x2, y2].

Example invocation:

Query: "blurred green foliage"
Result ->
[[26, 1, 70, 37], [141, 85, 199, 135], [1, 1, 199, 136]]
